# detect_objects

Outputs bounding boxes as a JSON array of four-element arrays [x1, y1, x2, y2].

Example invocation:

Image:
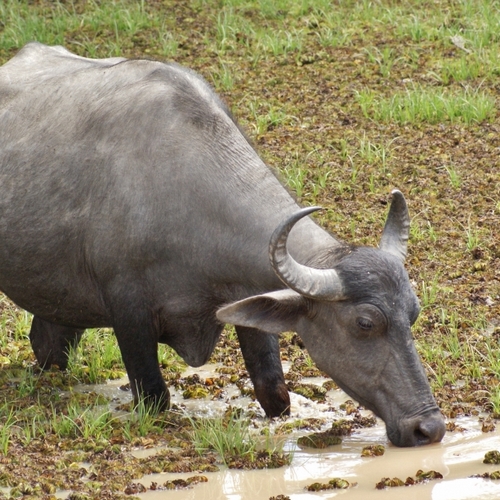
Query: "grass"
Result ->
[[0, 0, 180, 58], [356, 86, 496, 125], [419, 276, 440, 310], [489, 386, 500, 416], [189, 409, 291, 467], [0, 0, 499, 495], [465, 225, 481, 253], [443, 164, 461, 189], [190, 410, 257, 464], [67, 328, 125, 384], [364, 46, 401, 78], [357, 134, 394, 173], [0, 405, 15, 455], [50, 403, 116, 440], [123, 397, 164, 439]]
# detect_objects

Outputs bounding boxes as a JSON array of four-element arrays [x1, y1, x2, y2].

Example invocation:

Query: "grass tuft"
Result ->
[[356, 85, 496, 124]]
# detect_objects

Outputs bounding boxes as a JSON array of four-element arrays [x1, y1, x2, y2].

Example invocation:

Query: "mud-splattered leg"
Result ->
[[236, 325, 290, 417], [113, 310, 170, 411]]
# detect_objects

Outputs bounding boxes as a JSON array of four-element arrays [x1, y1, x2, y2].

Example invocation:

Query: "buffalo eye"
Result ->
[[357, 317, 374, 330], [353, 304, 387, 336]]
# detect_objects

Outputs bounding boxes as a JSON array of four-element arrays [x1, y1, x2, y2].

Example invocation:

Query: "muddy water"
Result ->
[[132, 416, 500, 500], [79, 366, 500, 499]]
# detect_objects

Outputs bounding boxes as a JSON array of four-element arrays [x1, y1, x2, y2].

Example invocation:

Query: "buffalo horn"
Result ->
[[269, 207, 345, 300], [379, 189, 410, 262]]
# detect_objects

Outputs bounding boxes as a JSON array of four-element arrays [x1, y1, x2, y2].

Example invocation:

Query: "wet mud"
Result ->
[[74, 366, 500, 500], [133, 418, 500, 500]]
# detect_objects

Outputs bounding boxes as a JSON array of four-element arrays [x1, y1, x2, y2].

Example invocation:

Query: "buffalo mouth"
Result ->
[[386, 409, 446, 447], [331, 381, 445, 447]]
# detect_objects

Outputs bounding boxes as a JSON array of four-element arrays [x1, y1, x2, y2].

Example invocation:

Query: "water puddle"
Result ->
[[129, 418, 500, 500], [74, 365, 500, 499]]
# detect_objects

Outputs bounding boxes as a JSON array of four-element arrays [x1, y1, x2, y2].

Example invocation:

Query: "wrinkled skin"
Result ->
[[0, 43, 445, 446]]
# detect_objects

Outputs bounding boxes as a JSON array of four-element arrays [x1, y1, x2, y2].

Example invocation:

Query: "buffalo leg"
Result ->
[[113, 313, 170, 411], [29, 316, 84, 370], [236, 326, 290, 417]]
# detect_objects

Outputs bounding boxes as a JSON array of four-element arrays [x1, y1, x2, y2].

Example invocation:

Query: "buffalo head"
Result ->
[[217, 191, 445, 447]]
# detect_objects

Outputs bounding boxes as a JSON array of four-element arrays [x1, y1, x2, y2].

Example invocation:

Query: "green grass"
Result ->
[[489, 385, 500, 416], [123, 397, 164, 439], [364, 46, 402, 78], [0, 405, 15, 454], [0, 0, 180, 58], [190, 410, 258, 464], [67, 328, 125, 384], [0, 0, 499, 494], [189, 409, 290, 466], [356, 86, 496, 125], [419, 277, 440, 310], [443, 164, 462, 189], [50, 403, 115, 440]]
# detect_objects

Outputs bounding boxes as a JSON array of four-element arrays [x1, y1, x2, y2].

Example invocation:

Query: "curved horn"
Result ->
[[269, 207, 345, 300], [379, 189, 410, 262]]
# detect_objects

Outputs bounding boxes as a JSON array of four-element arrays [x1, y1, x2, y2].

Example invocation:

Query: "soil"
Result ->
[[0, 1, 499, 499]]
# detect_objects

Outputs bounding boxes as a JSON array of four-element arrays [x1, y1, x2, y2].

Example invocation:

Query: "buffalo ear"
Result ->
[[216, 289, 308, 334]]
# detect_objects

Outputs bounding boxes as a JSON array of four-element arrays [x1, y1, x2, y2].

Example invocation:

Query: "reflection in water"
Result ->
[[79, 367, 500, 499]]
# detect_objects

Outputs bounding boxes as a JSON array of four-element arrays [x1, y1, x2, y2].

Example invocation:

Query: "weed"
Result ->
[[215, 8, 239, 51], [0, 405, 15, 455], [158, 344, 186, 373], [463, 217, 481, 252], [256, 29, 303, 57], [19, 413, 44, 446], [357, 134, 394, 173], [212, 61, 234, 91], [158, 29, 179, 57], [190, 409, 258, 465], [355, 89, 377, 120], [400, 15, 429, 42], [489, 386, 500, 416], [364, 46, 401, 78], [123, 396, 163, 439], [436, 55, 482, 85], [50, 403, 115, 440], [248, 100, 287, 135], [419, 276, 440, 309], [282, 156, 308, 199], [16, 366, 40, 397], [443, 164, 462, 189], [316, 24, 350, 48], [357, 85, 496, 124], [67, 328, 124, 384], [463, 342, 484, 379], [426, 222, 438, 243]]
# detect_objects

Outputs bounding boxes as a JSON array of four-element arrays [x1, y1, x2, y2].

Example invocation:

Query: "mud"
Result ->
[[132, 418, 500, 499], [75, 366, 500, 500]]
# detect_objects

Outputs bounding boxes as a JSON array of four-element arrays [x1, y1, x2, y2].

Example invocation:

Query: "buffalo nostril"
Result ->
[[414, 413, 446, 446], [388, 411, 446, 447], [414, 427, 431, 446]]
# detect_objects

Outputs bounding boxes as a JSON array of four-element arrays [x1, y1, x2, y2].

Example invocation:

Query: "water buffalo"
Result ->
[[0, 43, 445, 446]]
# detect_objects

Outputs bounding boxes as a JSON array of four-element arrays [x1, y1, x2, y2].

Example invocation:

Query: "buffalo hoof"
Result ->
[[130, 379, 171, 413], [254, 381, 290, 418]]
